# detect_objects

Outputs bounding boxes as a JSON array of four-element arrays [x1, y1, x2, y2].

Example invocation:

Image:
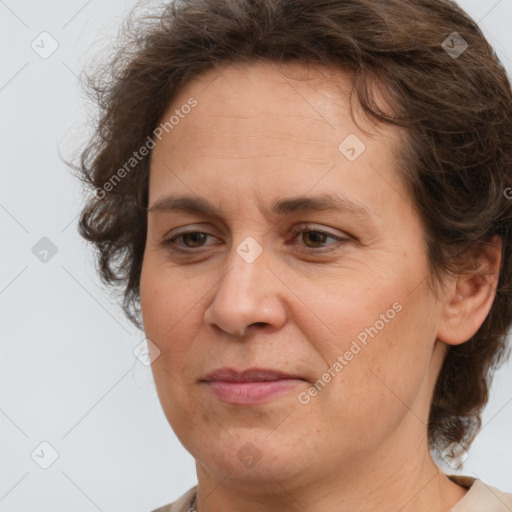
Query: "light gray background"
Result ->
[[1, 1, 511, 510]]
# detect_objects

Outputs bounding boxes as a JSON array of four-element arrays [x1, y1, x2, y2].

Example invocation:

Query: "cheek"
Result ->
[[298, 274, 439, 419], [140, 257, 207, 400], [140, 255, 205, 343], [140, 264, 201, 440], [288, 272, 398, 359]]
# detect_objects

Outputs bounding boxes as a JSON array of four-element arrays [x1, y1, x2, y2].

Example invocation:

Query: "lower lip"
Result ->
[[204, 379, 304, 404]]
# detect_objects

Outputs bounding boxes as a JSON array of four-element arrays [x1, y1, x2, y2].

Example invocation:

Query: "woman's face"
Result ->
[[140, 61, 449, 488]]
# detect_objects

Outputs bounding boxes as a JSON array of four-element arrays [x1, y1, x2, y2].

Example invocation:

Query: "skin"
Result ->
[[139, 61, 501, 511]]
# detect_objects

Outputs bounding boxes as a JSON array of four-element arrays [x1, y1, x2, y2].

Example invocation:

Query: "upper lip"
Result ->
[[201, 367, 304, 382]]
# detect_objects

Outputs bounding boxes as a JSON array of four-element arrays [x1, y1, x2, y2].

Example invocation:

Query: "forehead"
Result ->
[[148, 60, 405, 215], [156, 61, 360, 152]]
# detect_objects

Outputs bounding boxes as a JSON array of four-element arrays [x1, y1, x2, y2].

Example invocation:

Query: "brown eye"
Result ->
[[181, 232, 208, 248], [287, 225, 349, 254], [162, 231, 217, 252], [302, 230, 330, 248]]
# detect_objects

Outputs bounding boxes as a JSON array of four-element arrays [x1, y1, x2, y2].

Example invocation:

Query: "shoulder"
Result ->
[[149, 486, 197, 512], [448, 475, 512, 511]]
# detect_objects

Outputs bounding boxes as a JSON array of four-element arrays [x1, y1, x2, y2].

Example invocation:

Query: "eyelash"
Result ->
[[162, 225, 349, 255]]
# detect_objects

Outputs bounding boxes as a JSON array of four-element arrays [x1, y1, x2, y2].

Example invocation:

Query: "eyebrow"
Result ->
[[147, 193, 375, 223]]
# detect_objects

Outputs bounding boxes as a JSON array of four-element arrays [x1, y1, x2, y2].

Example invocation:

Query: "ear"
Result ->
[[437, 236, 502, 346]]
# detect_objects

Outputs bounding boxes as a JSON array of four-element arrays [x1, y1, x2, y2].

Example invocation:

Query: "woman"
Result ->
[[75, 0, 512, 510]]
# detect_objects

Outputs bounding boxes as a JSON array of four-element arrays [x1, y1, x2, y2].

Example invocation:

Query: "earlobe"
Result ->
[[437, 236, 502, 346]]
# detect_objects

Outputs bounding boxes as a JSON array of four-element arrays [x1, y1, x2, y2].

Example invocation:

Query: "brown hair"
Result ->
[[73, 0, 512, 457]]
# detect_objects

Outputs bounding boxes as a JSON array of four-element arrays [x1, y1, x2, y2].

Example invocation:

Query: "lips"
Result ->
[[201, 367, 306, 405], [202, 367, 303, 383]]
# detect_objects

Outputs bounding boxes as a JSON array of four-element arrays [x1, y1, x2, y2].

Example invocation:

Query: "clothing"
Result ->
[[447, 476, 512, 511], [150, 475, 512, 512]]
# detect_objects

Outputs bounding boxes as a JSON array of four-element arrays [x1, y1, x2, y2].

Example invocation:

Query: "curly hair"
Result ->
[[72, 0, 512, 458]]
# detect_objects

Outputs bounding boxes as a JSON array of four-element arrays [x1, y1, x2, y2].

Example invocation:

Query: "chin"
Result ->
[[191, 427, 307, 484]]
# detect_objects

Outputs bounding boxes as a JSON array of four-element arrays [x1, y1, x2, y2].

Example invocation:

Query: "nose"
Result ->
[[203, 243, 288, 338]]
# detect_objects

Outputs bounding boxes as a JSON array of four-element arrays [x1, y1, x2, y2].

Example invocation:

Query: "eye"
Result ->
[[162, 225, 349, 255], [288, 225, 349, 252], [162, 230, 219, 252]]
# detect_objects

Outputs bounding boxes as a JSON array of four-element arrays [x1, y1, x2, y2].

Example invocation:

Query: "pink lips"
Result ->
[[201, 367, 305, 405]]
